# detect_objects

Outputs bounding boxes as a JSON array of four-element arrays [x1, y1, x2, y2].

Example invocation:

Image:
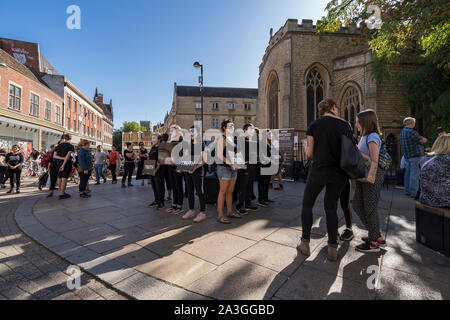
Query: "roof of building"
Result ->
[[0, 47, 51, 89], [94, 88, 114, 122], [176, 85, 258, 99]]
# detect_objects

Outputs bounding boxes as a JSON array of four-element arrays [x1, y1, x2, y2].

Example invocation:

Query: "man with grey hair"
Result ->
[[400, 117, 427, 198]]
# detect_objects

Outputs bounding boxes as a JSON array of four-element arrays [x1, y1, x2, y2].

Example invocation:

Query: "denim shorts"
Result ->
[[216, 165, 237, 181]]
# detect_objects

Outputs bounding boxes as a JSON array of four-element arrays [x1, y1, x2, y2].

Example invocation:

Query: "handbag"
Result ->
[[340, 135, 366, 179], [142, 160, 156, 175], [365, 137, 392, 170]]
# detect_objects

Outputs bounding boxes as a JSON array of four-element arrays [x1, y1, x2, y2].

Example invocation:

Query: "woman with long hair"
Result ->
[[352, 109, 386, 253], [216, 119, 240, 224]]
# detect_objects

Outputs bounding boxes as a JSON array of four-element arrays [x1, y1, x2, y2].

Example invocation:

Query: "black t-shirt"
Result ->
[[6, 152, 24, 167], [149, 146, 158, 161], [124, 149, 134, 162], [30, 151, 39, 160], [306, 116, 354, 170], [55, 143, 75, 159], [139, 148, 148, 160]]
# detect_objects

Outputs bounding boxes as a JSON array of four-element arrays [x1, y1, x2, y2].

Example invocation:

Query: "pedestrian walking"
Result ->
[[47, 141, 61, 198], [77, 140, 93, 198], [352, 109, 386, 253], [297, 98, 354, 261], [94, 146, 107, 185], [400, 117, 427, 198], [5, 145, 24, 194], [109, 146, 119, 184]]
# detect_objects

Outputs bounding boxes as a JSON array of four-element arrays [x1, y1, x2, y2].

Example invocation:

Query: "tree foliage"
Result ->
[[318, 0, 450, 138], [121, 121, 147, 133]]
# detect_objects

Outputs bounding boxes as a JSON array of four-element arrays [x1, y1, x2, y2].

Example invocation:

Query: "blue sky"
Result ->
[[0, 0, 329, 129]]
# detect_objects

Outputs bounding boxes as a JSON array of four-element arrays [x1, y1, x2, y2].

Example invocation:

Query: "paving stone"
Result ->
[[136, 250, 216, 287], [78, 211, 127, 225], [181, 232, 256, 265], [275, 264, 376, 300], [115, 272, 175, 300], [265, 227, 325, 250], [63, 224, 119, 244], [186, 257, 288, 300], [104, 244, 160, 268], [238, 240, 305, 275], [224, 219, 283, 241]]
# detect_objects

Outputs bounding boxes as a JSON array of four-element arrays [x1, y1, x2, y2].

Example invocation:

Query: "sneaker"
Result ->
[[238, 208, 248, 215], [182, 210, 195, 220], [128, 183, 133, 187], [112, 181, 117, 185], [121, 184, 126, 188], [361, 237, 386, 247], [16, 189, 20, 194], [59, 193, 71, 200], [193, 213, 206, 223], [95, 182, 101, 185], [6, 189, 13, 194], [266, 199, 274, 203], [148, 202, 158, 208], [339, 229, 354, 242], [245, 205, 258, 211], [356, 240, 380, 253], [156, 204, 164, 210], [46, 192, 53, 198], [258, 201, 268, 207], [80, 193, 90, 198]]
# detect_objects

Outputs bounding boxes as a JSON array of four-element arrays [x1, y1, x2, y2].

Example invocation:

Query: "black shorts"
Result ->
[[55, 160, 73, 179]]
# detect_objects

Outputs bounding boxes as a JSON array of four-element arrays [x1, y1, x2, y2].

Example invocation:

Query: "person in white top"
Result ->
[[94, 145, 107, 185]]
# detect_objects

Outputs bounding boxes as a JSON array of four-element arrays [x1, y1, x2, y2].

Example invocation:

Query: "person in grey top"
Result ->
[[94, 146, 107, 184]]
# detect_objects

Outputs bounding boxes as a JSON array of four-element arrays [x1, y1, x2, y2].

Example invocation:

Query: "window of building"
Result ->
[[30, 93, 39, 117], [79, 121, 82, 133], [245, 117, 252, 124], [73, 120, 77, 132], [195, 103, 202, 109], [55, 106, 61, 123], [212, 117, 219, 129], [212, 103, 218, 110], [67, 96, 71, 113], [306, 68, 325, 126], [228, 103, 235, 110], [67, 117, 71, 130], [45, 101, 52, 120], [340, 85, 361, 135], [9, 84, 21, 110], [73, 101, 77, 113], [244, 103, 251, 111]]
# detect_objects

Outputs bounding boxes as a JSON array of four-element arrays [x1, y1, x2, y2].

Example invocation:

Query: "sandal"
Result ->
[[166, 206, 177, 213], [218, 216, 231, 224], [227, 212, 242, 219], [172, 207, 184, 215]]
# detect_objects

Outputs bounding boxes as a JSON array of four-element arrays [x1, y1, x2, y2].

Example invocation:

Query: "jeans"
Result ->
[[79, 171, 91, 193], [301, 168, 348, 245], [94, 164, 106, 183], [404, 157, 421, 197]]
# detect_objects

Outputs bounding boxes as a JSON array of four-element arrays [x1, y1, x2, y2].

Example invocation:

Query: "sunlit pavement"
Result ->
[[5, 176, 450, 300]]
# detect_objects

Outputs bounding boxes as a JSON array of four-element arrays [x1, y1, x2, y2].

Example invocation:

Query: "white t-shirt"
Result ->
[[94, 151, 106, 165]]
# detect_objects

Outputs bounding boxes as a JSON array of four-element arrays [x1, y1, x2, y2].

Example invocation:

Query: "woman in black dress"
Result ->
[[136, 142, 150, 186]]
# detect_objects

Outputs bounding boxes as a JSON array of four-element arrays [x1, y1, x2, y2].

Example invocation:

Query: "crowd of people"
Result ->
[[1, 98, 448, 263]]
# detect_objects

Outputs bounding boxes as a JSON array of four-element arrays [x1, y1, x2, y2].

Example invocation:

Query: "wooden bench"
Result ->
[[415, 202, 450, 258]]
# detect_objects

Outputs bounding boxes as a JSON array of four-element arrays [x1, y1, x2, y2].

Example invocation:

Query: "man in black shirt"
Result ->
[[5, 145, 24, 194], [53, 134, 75, 199], [122, 143, 136, 187], [298, 98, 354, 262]]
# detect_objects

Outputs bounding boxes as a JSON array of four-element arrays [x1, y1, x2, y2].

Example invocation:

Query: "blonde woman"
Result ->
[[419, 134, 450, 208]]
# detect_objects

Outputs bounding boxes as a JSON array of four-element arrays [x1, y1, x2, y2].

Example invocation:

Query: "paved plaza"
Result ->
[[2, 177, 450, 300]]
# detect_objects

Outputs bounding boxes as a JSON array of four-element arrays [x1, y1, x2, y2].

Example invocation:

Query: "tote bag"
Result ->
[[340, 135, 366, 179]]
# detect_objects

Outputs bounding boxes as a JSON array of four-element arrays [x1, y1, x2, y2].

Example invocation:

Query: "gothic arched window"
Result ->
[[340, 85, 361, 135], [267, 74, 279, 129], [306, 69, 324, 126]]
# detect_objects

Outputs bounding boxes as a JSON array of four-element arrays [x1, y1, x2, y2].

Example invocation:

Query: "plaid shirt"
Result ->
[[401, 127, 424, 159]]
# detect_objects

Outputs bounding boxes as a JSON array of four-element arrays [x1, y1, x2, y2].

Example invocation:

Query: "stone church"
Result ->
[[257, 19, 414, 169]]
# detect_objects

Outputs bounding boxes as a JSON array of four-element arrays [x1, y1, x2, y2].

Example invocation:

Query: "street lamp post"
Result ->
[[193, 62, 203, 140]]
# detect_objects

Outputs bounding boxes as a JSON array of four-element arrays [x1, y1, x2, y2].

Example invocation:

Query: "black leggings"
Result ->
[[168, 165, 184, 206], [150, 169, 165, 205], [237, 169, 249, 209], [301, 168, 348, 245], [186, 169, 206, 211], [109, 164, 117, 182], [49, 162, 59, 191], [245, 164, 257, 206], [8, 168, 21, 189], [339, 180, 352, 229], [258, 171, 271, 202], [0, 166, 7, 185], [122, 162, 135, 184]]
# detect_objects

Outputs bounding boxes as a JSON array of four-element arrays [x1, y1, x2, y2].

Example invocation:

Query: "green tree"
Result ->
[[122, 121, 147, 133], [317, 0, 449, 139], [113, 129, 123, 152]]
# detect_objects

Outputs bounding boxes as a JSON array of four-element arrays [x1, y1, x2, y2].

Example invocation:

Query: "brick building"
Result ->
[[94, 88, 114, 151], [122, 131, 153, 152], [165, 83, 258, 132], [0, 47, 64, 154], [257, 19, 414, 168]]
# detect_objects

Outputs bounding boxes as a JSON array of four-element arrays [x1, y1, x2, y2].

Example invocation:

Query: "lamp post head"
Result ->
[[193, 62, 202, 69]]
